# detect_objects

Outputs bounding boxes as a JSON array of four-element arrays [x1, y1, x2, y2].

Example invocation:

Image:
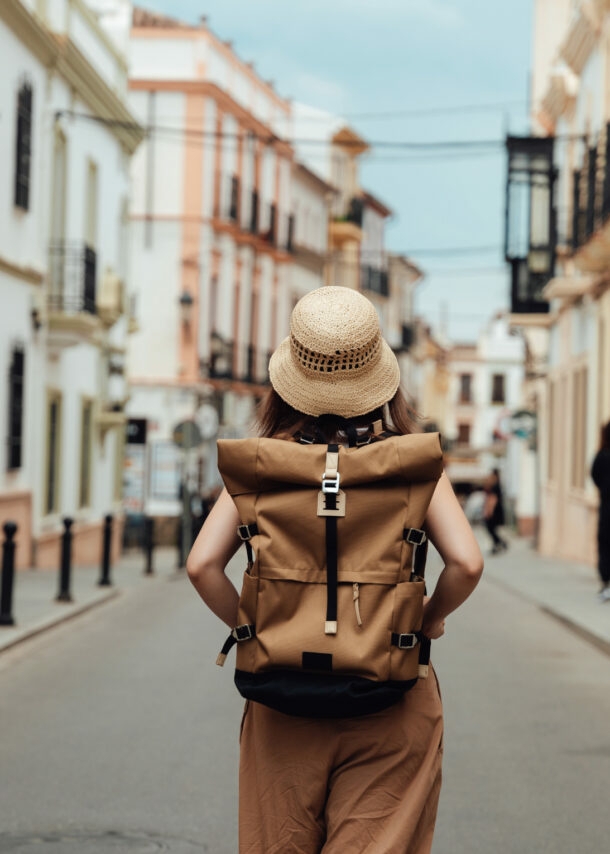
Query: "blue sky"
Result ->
[[141, 0, 533, 341]]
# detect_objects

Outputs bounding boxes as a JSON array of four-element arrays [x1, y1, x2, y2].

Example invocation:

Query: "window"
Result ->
[[85, 159, 98, 249], [548, 380, 556, 481], [571, 367, 588, 490], [79, 399, 93, 507], [45, 392, 62, 514], [457, 423, 471, 445], [459, 373, 472, 403], [15, 82, 33, 210], [491, 373, 506, 404], [7, 346, 25, 470]]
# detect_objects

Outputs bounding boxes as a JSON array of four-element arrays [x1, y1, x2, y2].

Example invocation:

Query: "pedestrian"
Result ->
[[591, 421, 610, 601], [187, 286, 483, 854], [483, 468, 508, 554]]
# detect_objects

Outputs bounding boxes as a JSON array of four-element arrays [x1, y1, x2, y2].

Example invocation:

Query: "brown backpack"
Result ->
[[216, 430, 443, 718]]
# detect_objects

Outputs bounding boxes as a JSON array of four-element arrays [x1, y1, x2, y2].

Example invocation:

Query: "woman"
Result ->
[[483, 468, 508, 554], [591, 422, 610, 601], [187, 286, 483, 854]]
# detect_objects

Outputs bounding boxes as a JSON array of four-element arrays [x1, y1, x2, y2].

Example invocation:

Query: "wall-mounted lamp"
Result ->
[[31, 308, 42, 331], [179, 290, 194, 325]]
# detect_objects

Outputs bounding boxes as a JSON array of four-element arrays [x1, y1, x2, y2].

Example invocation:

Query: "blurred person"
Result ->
[[591, 421, 610, 601], [483, 468, 508, 554], [187, 286, 483, 854]]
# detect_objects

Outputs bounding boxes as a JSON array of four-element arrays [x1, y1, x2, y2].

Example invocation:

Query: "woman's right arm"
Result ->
[[186, 488, 243, 628], [422, 472, 484, 639]]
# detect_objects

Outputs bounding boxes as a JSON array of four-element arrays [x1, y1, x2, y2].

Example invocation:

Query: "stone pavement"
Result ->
[[0, 546, 181, 654], [1, 532, 608, 657]]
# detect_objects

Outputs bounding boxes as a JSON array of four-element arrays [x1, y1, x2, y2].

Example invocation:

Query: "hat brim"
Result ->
[[268, 336, 401, 418]]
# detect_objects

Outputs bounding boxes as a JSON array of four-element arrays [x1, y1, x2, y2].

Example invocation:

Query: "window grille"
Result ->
[[15, 82, 33, 210], [491, 374, 506, 404]]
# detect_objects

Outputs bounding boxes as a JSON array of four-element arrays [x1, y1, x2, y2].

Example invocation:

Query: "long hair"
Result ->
[[601, 421, 610, 451], [256, 386, 420, 439]]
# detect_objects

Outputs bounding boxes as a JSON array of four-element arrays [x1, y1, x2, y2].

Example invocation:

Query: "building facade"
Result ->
[[127, 8, 297, 520], [0, 0, 142, 567], [507, 0, 610, 561]]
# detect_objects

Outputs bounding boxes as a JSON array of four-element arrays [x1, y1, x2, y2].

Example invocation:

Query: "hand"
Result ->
[[422, 596, 446, 639]]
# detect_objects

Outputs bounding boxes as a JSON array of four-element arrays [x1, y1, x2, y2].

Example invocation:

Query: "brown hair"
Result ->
[[256, 386, 420, 439], [601, 421, 610, 451]]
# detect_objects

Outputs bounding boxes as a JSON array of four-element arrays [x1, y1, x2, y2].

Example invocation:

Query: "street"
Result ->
[[1, 552, 610, 853]]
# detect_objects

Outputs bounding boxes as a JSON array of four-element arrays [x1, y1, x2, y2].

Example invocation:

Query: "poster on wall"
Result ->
[[150, 441, 180, 501]]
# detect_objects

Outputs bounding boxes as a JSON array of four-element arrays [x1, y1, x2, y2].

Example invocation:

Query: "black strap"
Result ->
[[237, 523, 258, 565], [403, 527, 428, 580], [391, 631, 423, 650], [324, 444, 339, 629], [216, 624, 256, 666]]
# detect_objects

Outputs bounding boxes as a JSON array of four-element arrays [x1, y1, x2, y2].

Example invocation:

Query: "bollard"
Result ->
[[57, 517, 74, 602], [143, 516, 154, 575], [98, 514, 113, 587], [0, 522, 18, 626]]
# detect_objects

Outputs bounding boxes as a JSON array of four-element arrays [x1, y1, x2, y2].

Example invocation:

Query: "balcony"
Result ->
[[202, 337, 272, 386], [360, 265, 389, 297], [47, 242, 101, 344], [569, 125, 610, 271], [504, 136, 556, 314]]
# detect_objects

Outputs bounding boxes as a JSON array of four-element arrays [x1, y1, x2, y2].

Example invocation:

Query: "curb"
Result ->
[[0, 588, 120, 655]]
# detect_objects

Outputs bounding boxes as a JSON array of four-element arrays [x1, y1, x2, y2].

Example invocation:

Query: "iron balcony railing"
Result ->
[[48, 242, 97, 314], [571, 125, 610, 252], [205, 339, 272, 385]]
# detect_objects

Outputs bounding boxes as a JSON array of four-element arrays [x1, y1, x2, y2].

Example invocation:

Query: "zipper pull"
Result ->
[[353, 582, 363, 626]]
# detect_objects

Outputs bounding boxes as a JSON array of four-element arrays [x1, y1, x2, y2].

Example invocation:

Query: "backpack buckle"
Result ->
[[233, 624, 254, 642], [322, 473, 340, 494], [397, 633, 418, 650], [237, 524, 253, 541], [404, 528, 426, 546]]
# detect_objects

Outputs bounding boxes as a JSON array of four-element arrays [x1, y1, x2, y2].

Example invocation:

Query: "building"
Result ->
[[0, 0, 143, 567], [443, 316, 525, 507], [127, 8, 297, 523], [505, 0, 610, 561], [289, 162, 334, 304]]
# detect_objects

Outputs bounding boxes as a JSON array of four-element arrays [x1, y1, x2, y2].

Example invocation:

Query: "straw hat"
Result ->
[[268, 286, 400, 418]]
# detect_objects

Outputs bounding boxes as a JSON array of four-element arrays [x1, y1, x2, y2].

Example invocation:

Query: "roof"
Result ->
[[331, 125, 370, 155], [295, 162, 337, 195], [132, 7, 190, 29], [362, 190, 392, 218]]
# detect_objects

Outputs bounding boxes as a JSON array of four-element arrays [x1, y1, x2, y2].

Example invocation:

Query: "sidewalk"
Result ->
[[478, 531, 610, 654], [0, 546, 181, 654], [1, 535, 608, 657]]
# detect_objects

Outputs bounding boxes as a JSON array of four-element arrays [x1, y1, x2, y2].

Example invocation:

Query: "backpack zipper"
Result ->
[[353, 582, 363, 626]]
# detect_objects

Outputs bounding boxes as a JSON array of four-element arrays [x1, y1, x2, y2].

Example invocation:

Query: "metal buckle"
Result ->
[[405, 528, 426, 546], [299, 433, 315, 445], [398, 633, 418, 650], [322, 473, 340, 494], [237, 525, 252, 541], [233, 625, 253, 642]]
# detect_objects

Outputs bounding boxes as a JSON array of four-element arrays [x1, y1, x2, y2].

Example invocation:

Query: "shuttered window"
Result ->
[[15, 82, 33, 210], [7, 347, 25, 470]]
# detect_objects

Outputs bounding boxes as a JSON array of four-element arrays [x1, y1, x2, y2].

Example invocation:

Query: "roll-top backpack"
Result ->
[[215, 427, 443, 718]]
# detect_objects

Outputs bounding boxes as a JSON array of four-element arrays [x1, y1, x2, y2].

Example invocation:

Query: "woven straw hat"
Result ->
[[268, 286, 400, 418]]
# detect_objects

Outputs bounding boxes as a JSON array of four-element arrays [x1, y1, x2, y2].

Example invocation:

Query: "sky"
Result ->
[[141, 0, 534, 342]]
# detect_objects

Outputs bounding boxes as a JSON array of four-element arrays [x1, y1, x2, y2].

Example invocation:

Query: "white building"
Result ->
[[0, 0, 142, 567], [444, 315, 526, 511]]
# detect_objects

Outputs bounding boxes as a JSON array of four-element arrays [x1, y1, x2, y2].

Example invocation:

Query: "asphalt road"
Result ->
[[1, 555, 609, 853]]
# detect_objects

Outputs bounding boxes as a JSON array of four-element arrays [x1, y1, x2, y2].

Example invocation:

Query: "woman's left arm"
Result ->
[[186, 488, 243, 628]]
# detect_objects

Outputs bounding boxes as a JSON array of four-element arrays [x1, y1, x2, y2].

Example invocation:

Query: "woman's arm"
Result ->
[[186, 488, 243, 628], [422, 472, 484, 639]]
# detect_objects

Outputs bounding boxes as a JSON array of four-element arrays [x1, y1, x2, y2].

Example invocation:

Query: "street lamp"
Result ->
[[179, 290, 194, 325]]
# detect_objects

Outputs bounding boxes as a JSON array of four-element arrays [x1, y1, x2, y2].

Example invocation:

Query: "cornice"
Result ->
[[0, 253, 44, 285], [1, 0, 144, 154]]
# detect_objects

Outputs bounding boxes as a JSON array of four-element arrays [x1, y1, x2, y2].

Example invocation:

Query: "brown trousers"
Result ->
[[239, 667, 443, 854]]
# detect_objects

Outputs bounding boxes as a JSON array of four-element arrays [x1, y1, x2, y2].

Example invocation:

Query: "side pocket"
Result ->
[[236, 571, 258, 674], [389, 579, 425, 682]]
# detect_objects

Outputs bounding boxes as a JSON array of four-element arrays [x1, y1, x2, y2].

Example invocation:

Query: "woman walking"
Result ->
[[591, 422, 610, 601], [483, 468, 508, 554], [187, 286, 483, 853]]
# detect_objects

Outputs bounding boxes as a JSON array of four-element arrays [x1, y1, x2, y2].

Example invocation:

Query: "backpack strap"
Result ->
[[403, 527, 428, 580], [216, 624, 256, 667], [237, 522, 258, 567], [317, 443, 345, 635]]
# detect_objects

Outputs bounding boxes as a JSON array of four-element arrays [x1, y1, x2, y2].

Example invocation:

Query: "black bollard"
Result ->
[[57, 517, 74, 602], [143, 516, 154, 575], [98, 514, 113, 587], [0, 522, 18, 626]]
